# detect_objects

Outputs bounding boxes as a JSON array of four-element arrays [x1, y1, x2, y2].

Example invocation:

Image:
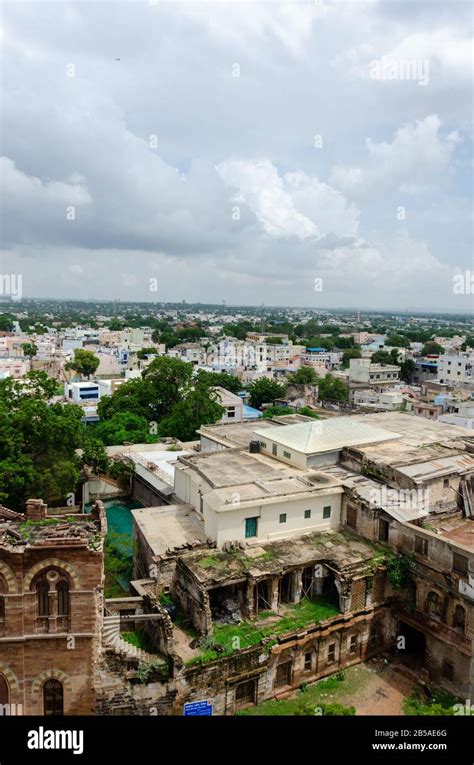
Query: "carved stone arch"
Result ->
[[0, 562, 18, 593], [31, 668, 72, 697], [24, 559, 80, 591], [0, 665, 20, 692]]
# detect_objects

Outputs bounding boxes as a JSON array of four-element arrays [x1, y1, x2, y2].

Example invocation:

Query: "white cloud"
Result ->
[[330, 115, 460, 197], [217, 159, 359, 239]]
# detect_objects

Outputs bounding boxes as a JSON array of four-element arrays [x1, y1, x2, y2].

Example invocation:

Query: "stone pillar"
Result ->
[[270, 577, 280, 611], [292, 570, 303, 603], [25, 499, 47, 521]]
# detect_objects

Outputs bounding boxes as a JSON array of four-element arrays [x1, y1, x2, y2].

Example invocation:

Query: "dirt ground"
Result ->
[[333, 659, 417, 715]]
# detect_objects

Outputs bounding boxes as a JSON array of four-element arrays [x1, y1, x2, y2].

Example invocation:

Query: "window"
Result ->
[[279, 513, 287, 524], [283, 451, 291, 459], [427, 591, 442, 618], [367, 628, 378, 650], [378, 519, 389, 542], [275, 660, 292, 688], [304, 509, 311, 519], [36, 580, 50, 617], [453, 553, 468, 575], [57, 580, 70, 617], [453, 604, 466, 632], [443, 478, 449, 488], [272, 444, 277, 456], [245, 517, 258, 538], [323, 506, 331, 520], [349, 635, 358, 655], [347, 505, 357, 529], [260, 441, 267, 449], [235, 679, 256, 707], [0, 576, 5, 622], [442, 661, 454, 683], [43, 679, 64, 716], [327, 643, 336, 664], [304, 652, 313, 671], [414, 536, 428, 557], [0, 675, 8, 706]]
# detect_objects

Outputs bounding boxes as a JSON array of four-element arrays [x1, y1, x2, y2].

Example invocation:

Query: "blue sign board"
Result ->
[[183, 700, 213, 716]]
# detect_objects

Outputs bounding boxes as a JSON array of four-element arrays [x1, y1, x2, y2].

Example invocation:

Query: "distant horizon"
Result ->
[[0, 295, 472, 319]]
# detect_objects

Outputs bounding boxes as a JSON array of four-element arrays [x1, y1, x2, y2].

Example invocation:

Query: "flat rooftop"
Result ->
[[178, 449, 297, 489], [348, 412, 474, 466], [181, 529, 383, 586], [198, 414, 315, 449], [131, 505, 206, 556], [253, 417, 401, 455], [429, 515, 474, 551]]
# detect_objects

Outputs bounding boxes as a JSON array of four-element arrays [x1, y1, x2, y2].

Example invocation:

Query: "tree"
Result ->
[[0, 376, 107, 511], [0, 315, 14, 332], [108, 319, 124, 331], [21, 342, 38, 360], [386, 334, 410, 348], [318, 374, 348, 402], [95, 411, 156, 446], [66, 349, 100, 379], [195, 370, 241, 394], [248, 378, 286, 409], [136, 347, 158, 360], [288, 367, 318, 384], [400, 358, 415, 383], [461, 335, 474, 351], [421, 341, 444, 356], [98, 356, 194, 427], [158, 385, 224, 441], [342, 349, 362, 368]]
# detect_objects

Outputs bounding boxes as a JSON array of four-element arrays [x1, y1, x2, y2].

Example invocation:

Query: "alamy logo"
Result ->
[[0, 273, 22, 300], [369, 56, 430, 86], [27, 726, 84, 755]]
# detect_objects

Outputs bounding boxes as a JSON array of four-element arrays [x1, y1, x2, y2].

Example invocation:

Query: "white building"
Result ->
[[437, 353, 474, 385], [349, 357, 400, 384], [353, 389, 404, 410], [64, 381, 100, 404], [214, 386, 244, 423]]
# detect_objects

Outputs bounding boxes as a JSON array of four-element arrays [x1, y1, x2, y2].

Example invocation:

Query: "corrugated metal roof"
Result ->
[[253, 418, 401, 454]]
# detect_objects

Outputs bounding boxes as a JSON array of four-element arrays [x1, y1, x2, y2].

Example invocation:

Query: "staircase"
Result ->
[[102, 615, 156, 662]]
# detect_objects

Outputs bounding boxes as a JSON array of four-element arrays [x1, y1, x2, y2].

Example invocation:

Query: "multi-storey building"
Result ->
[[0, 500, 106, 715]]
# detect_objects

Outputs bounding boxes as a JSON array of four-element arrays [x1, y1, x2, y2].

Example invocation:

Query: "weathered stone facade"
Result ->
[[0, 500, 106, 715]]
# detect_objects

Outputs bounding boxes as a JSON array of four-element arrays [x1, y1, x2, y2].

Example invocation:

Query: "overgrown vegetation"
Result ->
[[186, 596, 340, 666], [403, 687, 460, 716], [385, 552, 416, 590]]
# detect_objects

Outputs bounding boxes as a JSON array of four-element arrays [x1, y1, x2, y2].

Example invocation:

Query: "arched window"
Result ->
[[43, 679, 63, 716], [453, 604, 466, 632], [36, 580, 50, 617], [0, 576, 6, 622], [57, 580, 70, 617], [0, 674, 9, 706], [427, 591, 442, 618]]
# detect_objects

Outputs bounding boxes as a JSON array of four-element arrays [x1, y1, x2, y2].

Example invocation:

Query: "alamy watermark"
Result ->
[[0, 273, 22, 301], [369, 56, 430, 87]]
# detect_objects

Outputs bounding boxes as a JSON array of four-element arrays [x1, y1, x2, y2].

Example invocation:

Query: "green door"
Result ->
[[245, 517, 258, 538]]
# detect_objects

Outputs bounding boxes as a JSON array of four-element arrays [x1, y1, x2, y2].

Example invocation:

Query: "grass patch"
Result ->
[[186, 596, 340, 666], [121, 630, 150, 651], [197, 556, 222, 569]]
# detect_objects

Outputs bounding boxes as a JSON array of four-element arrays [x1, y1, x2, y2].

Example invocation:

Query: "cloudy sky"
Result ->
[[1, 0, 473, 310]]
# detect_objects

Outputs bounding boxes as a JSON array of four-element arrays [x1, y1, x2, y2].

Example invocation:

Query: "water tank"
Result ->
[[249, 440, 260, 453]]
